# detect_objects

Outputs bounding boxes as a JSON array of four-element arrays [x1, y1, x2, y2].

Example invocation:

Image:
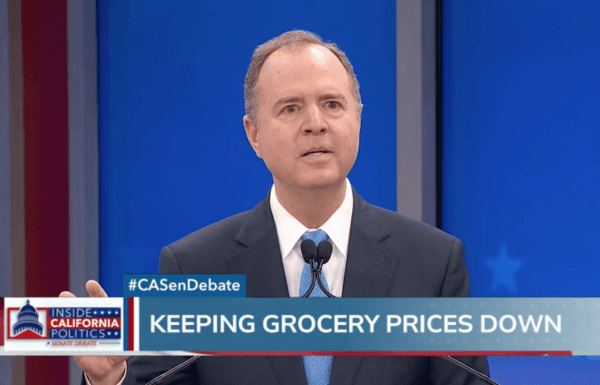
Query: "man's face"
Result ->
[[244, 44, 360, 192]]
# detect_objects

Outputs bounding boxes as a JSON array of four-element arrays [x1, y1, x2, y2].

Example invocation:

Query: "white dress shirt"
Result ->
[[86, 179, 354, 384], [270, 179, 353, 298]]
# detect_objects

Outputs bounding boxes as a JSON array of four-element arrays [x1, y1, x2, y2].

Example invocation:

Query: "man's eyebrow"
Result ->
[[318, 93, 347, 103], [274, 97, 303, 107], [273, 94, 347, 108]]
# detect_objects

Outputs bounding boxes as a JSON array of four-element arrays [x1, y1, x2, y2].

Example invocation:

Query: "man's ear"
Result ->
[[243, 115, 262, 159]]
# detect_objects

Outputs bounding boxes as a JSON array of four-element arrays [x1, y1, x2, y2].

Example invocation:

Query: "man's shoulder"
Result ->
[[158, 210, 254, 273], [160, 194, 272, 272], [167, 209, 254, 255], [356, 198, 469, 298], [167, 193, 460, 255], [356, 197, 458, 248]]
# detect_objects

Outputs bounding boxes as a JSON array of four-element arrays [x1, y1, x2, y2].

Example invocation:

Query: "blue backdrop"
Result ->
[[98, 0, 600, 382], [442, 0, 600, 382], [97, 1, 397, 296]]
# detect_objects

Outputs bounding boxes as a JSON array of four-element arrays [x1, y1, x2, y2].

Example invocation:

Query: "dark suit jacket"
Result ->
[[111, 190, 489, 384]]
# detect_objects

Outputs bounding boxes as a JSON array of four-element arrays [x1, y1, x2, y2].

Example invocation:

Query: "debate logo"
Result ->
[[6, 299, 122, 349]]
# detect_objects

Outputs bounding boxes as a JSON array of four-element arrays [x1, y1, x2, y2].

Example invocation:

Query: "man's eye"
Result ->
[[283, 105, 298, 113], [326, 101, 341, 109]]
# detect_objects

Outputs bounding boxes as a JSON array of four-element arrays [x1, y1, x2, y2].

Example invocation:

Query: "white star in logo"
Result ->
[[487, 242, 524, 293]]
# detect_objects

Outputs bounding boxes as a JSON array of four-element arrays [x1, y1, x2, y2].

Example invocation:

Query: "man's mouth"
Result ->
[[303, 151, 330, 156], [302, 148, 331, 157]]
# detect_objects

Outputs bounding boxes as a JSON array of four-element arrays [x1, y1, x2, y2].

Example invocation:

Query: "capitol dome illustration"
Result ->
[[12, 299, 44, 336]]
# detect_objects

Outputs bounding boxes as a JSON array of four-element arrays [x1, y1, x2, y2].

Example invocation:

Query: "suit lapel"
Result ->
[[226, 193, 307, 385], [227, 228, 290, 298], [330, 191, 400, 385], [341, 215, 398, 298]]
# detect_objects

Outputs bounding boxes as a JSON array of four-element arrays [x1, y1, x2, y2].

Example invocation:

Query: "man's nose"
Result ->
[[302, 104, 328, 135]]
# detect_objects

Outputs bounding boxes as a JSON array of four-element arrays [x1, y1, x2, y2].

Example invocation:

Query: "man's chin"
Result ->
[[299, 176, 346, 191], [274, 171, 347, 193], [305, 182, 342, 191]]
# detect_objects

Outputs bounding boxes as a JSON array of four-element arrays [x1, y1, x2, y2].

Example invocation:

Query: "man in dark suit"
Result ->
[[68, 30, 489, 384]]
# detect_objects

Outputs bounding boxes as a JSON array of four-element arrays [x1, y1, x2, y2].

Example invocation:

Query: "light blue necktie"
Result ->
[[299, 230, 332, 385]]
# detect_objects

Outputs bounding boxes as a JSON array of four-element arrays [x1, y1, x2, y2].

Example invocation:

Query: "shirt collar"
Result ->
[[270, 179, 354, 260]]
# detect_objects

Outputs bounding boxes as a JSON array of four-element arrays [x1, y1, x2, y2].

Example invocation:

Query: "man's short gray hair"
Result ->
[[244, 30, 363, 125]]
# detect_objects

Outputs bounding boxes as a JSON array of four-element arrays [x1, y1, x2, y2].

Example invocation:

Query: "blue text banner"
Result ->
[[134, 298, 600, 355]]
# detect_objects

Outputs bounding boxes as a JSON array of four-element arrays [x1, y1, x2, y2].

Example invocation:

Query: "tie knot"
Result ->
[[301, 229, 328, 245]]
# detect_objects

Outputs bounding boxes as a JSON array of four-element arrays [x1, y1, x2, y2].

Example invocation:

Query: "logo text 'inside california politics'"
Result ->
[[5, 298, 123, 350]]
